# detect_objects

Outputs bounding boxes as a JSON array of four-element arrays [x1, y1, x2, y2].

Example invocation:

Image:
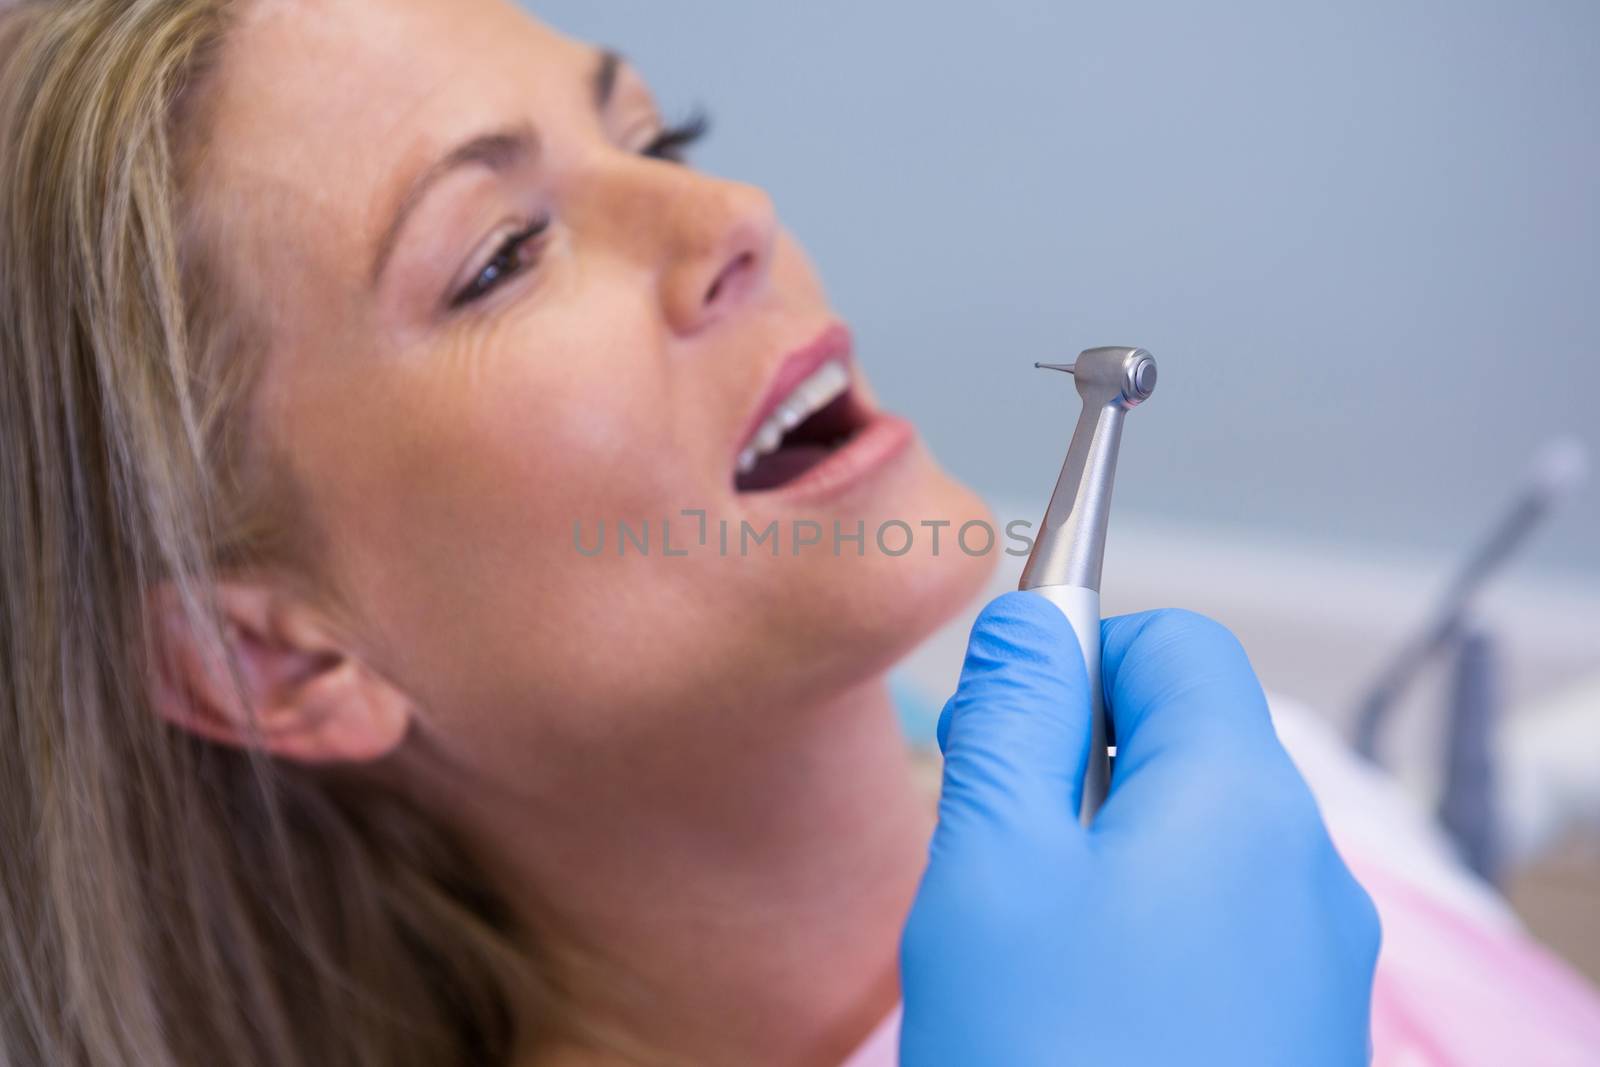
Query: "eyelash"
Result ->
[[450, 109, 714, 310], [641, 106, 712, 164]]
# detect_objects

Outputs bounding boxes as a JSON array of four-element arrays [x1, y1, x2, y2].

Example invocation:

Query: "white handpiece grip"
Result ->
[[1027, 584, 1109, 824]]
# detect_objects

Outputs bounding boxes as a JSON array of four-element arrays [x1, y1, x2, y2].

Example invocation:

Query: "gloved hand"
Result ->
[[900, 593, 1380, 1066]]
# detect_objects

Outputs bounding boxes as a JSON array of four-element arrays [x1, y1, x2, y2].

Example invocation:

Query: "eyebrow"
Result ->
[[593, 49, 623, 111], [369, 47, 627, 288]]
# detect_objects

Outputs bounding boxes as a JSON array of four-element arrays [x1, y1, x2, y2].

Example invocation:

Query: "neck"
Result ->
[[459, 676, 933, 1067]]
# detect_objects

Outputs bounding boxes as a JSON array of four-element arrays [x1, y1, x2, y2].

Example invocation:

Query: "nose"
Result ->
[[659, 177, 778, 336]]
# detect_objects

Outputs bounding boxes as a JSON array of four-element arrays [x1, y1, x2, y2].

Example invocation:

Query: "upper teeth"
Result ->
[[737, 360, 850, 474]]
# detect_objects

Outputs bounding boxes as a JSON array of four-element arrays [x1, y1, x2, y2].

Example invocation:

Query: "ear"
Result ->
[[146, 580, 413, 764]]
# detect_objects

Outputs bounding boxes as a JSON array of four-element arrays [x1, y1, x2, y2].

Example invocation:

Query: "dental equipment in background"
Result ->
[[1352, 436, 1590, 882], [1020, 347, 1159, 824]]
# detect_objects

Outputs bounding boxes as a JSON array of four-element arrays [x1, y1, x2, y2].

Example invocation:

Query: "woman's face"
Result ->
[[205, 0, 994, 784]]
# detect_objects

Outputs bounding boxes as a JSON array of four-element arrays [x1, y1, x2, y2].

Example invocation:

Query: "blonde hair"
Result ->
[[0, 1, 549, 1062]]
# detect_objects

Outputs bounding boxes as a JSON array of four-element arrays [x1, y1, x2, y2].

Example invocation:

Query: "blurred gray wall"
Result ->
[[529, 0, 1598, 575]]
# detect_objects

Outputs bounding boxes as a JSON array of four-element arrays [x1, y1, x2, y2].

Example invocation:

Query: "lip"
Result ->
[[730, 322, 856, 467], [730, 321, 917, 504]]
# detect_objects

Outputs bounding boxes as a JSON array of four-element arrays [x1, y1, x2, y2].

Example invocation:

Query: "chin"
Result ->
[[774, 457, 999, 692], [875, 469, 997, 645]]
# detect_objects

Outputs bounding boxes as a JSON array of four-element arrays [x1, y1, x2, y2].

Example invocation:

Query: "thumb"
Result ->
[[934, 591, 1095, 831], [1094, 608, 1290, 834]]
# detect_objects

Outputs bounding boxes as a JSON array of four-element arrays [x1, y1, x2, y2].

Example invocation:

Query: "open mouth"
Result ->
[[734, 359, 870, 493]]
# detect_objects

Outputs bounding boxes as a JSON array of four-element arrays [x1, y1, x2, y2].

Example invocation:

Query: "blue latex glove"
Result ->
[[901, 593, 1380, 1066]]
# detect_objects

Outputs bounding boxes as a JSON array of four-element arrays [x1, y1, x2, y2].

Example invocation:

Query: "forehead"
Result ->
[[201, 0, 593, 283]]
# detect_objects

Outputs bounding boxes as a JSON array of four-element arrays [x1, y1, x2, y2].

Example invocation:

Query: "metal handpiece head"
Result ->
[[1035, 348, 1157, 409], [1018, 347, 1158, 593]]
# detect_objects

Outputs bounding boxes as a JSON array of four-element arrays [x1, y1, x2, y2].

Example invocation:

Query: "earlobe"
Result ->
[[146, 580, 413, 765]]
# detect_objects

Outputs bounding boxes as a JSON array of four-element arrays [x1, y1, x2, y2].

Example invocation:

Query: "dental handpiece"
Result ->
[[1020, 347, 1159, 824]]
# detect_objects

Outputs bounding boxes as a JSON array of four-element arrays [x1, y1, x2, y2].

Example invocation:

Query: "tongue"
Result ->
[[736, 443, 834, 492]]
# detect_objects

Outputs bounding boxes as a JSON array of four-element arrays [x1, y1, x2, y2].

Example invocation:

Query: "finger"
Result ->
[[935, 591, 1096, 829], [1098, 608, 1281, 783]]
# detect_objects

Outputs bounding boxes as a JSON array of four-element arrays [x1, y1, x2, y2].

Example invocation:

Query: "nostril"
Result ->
[[705, 250, 756, 306]]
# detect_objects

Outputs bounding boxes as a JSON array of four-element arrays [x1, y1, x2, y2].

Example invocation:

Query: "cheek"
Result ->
[[283, 316, 684, 697]]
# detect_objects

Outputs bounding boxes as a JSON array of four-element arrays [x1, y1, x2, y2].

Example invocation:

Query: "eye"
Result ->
[[451, 216, 552, 309], [640, 107, 711, 164]]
